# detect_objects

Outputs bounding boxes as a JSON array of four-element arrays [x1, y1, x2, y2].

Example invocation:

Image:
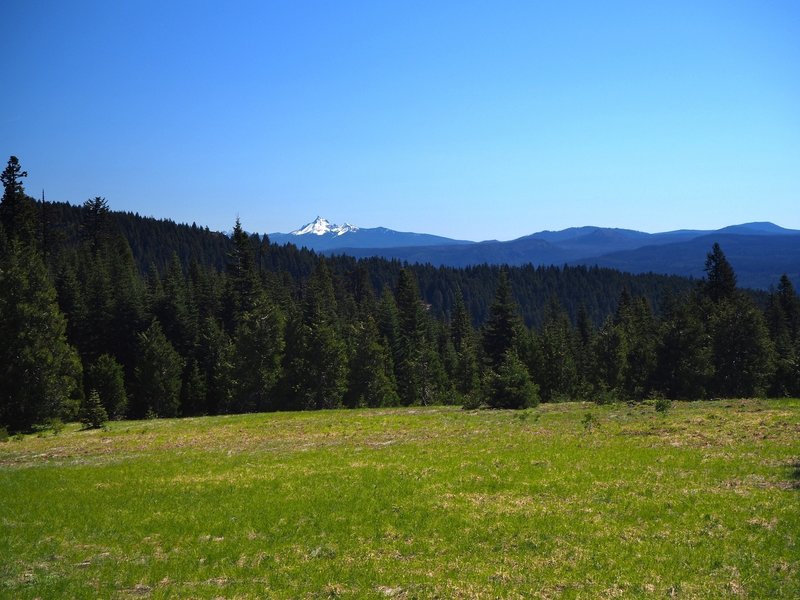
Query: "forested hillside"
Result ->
[[2, 157, 798, 433]]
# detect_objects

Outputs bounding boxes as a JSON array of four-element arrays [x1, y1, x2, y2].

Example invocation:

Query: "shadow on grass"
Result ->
[[791, 461, 800, 490]]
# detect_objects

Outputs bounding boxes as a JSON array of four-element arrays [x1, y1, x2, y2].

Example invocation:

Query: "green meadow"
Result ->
[[1, 400, 798, 599]]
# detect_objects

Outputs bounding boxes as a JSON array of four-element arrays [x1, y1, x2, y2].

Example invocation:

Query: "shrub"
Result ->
[[655, 396, 672, 413], [461, 393, 482, 410], [582, 412, 598, 431]]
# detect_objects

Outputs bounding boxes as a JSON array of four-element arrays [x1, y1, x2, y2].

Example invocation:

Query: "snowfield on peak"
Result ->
[[291, 216, 359, 237]]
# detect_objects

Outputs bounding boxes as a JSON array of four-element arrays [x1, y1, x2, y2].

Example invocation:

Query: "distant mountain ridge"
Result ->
[[268, 217, 799, 290], [269, 216, 472, 251]]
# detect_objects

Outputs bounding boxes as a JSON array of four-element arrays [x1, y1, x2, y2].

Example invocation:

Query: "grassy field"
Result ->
[[1, 400, 798, 599]]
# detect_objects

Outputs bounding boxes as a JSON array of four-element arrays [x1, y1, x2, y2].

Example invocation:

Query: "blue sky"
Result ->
[[3, 1, 798, 241]]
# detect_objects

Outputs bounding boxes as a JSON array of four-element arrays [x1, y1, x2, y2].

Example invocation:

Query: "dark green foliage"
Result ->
[[394, 269, 428, 405], [152, 254, 198, 357], [482, 270, 525, 370], [180, 359, 207, 416], [131, 320, 184, 418], [482, 350, 540, 409], [81, 197, 113, 255], [80, 389, 108, 429], [196, 317, 233, 415], [1, 158, 793, 427], [530, 302, 578, 402], [655, 296, 712, 399], [654, 396, 671, 413], [223, 218, 262, 330], [704, 242, 738, 304], [0, 156, 38, 245], [345, 317, 399, 407], [86, 354, 127, 420], [708, 296, 774, 398], [591, 317, 627, 397], [450, 292, 480, 399], [280, 261, 348, 410], [231, 300, 285, 412], [766, 275, 800, 396], [616, 295, 658, 400], [0, 242, 82, 432]]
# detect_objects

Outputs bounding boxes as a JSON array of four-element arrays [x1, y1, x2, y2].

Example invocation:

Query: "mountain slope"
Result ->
[[570, 233, 800, 290], [271, 218, 798, 289], [269, 216, 473, 251]]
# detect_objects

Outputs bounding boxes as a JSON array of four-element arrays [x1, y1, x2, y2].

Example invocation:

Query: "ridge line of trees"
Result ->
[[1, 157, 798, 432]]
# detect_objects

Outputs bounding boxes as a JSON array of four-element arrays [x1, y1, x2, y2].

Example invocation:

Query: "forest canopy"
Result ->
[[1, 157, 798, 432]]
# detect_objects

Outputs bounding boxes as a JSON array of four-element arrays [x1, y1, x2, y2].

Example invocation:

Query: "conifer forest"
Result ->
[[1, 156, 798, 433]]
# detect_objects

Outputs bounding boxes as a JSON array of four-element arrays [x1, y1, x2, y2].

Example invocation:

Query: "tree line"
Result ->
[[1, 156, 798, 432]]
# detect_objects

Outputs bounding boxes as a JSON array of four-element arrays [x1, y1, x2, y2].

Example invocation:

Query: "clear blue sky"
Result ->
[[3, 1, 799, 241]]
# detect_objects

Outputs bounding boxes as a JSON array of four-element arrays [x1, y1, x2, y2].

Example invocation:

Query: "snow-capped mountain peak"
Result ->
[[291, 216, 359, 237]]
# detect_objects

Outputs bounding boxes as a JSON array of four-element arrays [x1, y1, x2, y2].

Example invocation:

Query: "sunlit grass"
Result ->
[[1, 400, 798, 598]]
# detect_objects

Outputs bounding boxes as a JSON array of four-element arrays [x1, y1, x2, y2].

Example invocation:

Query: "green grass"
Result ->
[[1, 399, 799, 598]]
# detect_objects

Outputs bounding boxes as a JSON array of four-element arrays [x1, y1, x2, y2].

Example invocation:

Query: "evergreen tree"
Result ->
[[279, 260, 348, 410], [591, 316, 627, 398], [105, 235, 147, 373], [703, 243, 737, 303], [152, 253, 197, 357], [617, 296, 658, 399], [376, 285, 400, 352], [573, 305, 595, 399], [80, 390, 108, 429], [81, 197, 113, 255], [533, 302, 578, 402], [394, 269, 427, 405], [654, 295, 712, 399], [231, 299, 285, 413], [766, 275, 800, 396], [222, 218, 261, 330], [482, 270, 524, 370], [0, 242, 82, 431], [86, 354, 128, 419], [709, 296, 774, 397], [196, 316, 233, 414], [180, 359, 207, 416], [482, 350, 539, 409], [450, 291, 480, 398], [131, 320, 184, 418], [0, 156, 38, 245], [345, 316, 399, 407]]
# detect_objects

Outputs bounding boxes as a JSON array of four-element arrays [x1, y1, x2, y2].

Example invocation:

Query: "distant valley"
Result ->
[[270, 218, 800, 290]]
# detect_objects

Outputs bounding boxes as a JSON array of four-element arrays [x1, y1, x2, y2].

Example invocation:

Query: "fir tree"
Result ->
[[347, 316, 400, 408], [222, 218, 261, 330], [231, 299, 285, 412], [196, 317, 233, 415], [86, 354, 128, 420], [131, 320, 184, 418], [394, 269, 427, 405], [533, 302, 578, 402], [703, 243, 737, 303], [482, 350, 539, 409], [80, 390, 108, 429], [709, 296, 774, 397], [450, 291, 480, 399], [482, 270, 523, 370], [0, 156, 38, 246], [0, 242, 82, 431], [766, 275, 800, 396], [654, 295, 712, 399]]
